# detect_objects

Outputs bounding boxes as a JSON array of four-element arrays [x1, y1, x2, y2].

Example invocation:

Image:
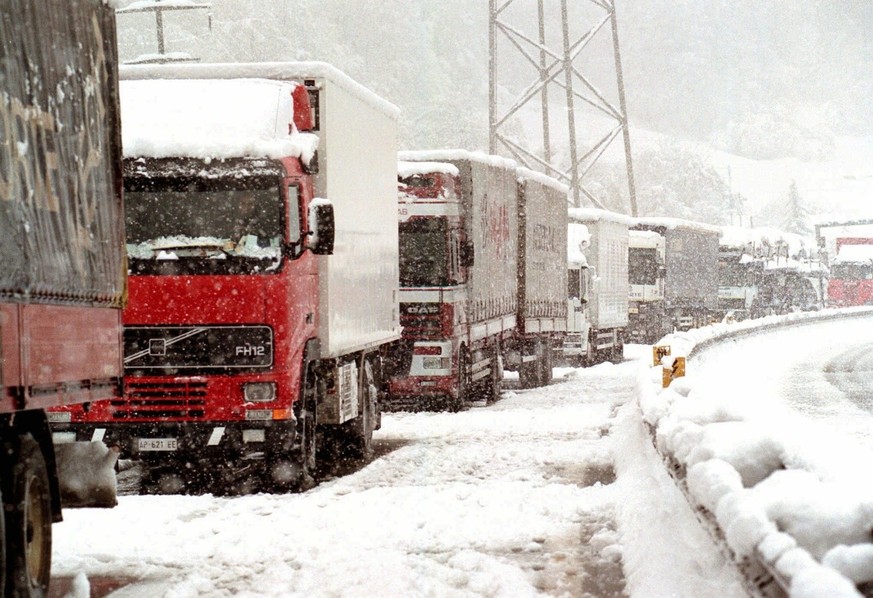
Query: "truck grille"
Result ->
[[115, 380, 207, 420], [123, 325, 273, 374]]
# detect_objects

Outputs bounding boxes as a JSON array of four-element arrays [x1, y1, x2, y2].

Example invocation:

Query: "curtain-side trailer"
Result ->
[[1, 0, 125, 593]]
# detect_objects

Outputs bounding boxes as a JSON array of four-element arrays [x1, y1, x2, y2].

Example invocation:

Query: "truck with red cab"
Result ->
[[388, 152, 567, 409], [2, 0, 125, 593], [49, 63, 400, 493]]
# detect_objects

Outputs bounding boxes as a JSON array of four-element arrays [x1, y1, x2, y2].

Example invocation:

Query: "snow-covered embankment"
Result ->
[[638, 308, 873, 598]]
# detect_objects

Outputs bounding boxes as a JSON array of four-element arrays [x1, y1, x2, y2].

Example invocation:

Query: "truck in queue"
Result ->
[[626, 228, 669, 343], [49, 63, 401, 493], [1, 0, 125, 593], [816, 220, 873, 307], [630, 218, 721, 337], [388, 151, 519, 410], [501, 169, 568, 388], [560, 209, 629, 365]]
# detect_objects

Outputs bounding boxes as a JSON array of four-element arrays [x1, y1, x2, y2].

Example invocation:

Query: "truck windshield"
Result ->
[[125, 184, 283, 275], [629, 247, 660, 285], [399, 218, 449, 286]]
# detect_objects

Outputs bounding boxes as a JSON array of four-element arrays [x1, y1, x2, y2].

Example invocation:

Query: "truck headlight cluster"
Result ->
[[243, 382, 276, 403]]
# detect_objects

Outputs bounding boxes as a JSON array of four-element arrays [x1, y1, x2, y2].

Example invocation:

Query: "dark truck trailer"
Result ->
[[1, 0, 124, 594], [631, 218, 720, 333]]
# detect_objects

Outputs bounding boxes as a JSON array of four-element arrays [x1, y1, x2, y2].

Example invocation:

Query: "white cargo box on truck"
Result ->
[[120, 62, 401, 359], [568, 208, 631, 330], [517, 168, 568, 334], [398, 150, 519, 340]]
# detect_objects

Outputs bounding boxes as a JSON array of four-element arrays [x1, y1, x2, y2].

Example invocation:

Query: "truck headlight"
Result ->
[[244, 382, 276, 403]]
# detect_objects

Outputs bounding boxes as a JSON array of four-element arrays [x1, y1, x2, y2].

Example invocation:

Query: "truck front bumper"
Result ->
[[50, 420, 297, 463]]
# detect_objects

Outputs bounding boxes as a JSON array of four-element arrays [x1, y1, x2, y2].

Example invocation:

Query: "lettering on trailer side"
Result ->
[[480, 195, 510, 258], [532, 223, 560, 254]]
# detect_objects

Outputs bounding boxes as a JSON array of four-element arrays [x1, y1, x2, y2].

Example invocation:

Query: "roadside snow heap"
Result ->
[[639, 307, 873, 598]]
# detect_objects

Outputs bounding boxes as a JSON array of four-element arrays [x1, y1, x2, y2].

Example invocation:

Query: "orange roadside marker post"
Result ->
[[662, 356, 686, 388], [652, 345, 671, 367]]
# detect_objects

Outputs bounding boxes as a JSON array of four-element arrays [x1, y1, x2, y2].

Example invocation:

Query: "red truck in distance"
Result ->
[[2, 0, 125, 593], [49, 63, 401, 494]]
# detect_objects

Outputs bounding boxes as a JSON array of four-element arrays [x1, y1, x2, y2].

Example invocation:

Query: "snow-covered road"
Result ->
[[56, 310, 873, 598], [52, 344, 756, 598]]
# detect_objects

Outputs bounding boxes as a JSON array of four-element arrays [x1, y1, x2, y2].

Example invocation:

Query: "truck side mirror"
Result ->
[[460, 239, 474, 268], [308, 200, 334, 255]]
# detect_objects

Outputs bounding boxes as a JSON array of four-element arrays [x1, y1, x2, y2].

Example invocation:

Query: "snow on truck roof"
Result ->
[[633, 216, 722, 236], [398, 150, 517, 171], [720, 225, 813, 254], [568, 207, 633, 226], [120, 62, 400, 119], [516, 167, 569, 194], [120, 78, 319, 161], [835, 244, 873, 264], [397, 161, 460, 179]]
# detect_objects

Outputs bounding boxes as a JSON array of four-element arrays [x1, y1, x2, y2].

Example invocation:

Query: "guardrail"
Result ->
[[639, 307, 873, 598]]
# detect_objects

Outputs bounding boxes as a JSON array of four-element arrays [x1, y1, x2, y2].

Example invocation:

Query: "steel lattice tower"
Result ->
[[489, 0, 637, 214]]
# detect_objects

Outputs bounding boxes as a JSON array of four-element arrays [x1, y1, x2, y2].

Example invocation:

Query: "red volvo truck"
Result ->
[[49, 63, 400, 493], [2, 0, 125, 593]]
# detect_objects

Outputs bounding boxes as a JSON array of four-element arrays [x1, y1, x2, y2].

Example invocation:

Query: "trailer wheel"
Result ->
[[484, 346, 503, 405], [344, 358, 377, 462], [4, 435, 51, 597]]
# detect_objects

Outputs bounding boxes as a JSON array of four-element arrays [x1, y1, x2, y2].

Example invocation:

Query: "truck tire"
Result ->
[[448, 349, 469, 412], [281, 369, 318, 492], [4, 435, 51, 598], [538, 342, 553, 386]]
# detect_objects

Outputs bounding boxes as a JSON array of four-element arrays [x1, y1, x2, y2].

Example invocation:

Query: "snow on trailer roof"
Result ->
[[397, 161, 459, 179], [515, 166, 569, 195], [835, 244, 873, 264], [720, 225, 813, 255], [120, 78, 319, 161], [633, 216, 722, 236], [116, 1, 211, 13], [568, 207, 634, 227], [119, 61, 401, 120], [398, 149, 517, 171]]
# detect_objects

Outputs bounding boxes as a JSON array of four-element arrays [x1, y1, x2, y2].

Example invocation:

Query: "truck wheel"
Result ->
[[4, 435, 51, 597], [448, 349, 469, 412], [539, 342, 553, 386], [282, 370, 318, 491]]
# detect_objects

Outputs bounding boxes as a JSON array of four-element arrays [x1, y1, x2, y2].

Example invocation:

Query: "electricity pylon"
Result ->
[[489, 0, 637, 214]]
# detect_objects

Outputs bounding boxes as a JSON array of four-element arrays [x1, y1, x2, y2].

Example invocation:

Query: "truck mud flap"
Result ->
[[54, 441, 119, 508]]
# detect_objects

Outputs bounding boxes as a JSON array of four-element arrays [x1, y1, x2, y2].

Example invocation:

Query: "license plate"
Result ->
[[137, 438, 178, 452]]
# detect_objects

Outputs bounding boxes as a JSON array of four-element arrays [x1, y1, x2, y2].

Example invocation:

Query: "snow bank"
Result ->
[[639, 306, 873, 597]]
